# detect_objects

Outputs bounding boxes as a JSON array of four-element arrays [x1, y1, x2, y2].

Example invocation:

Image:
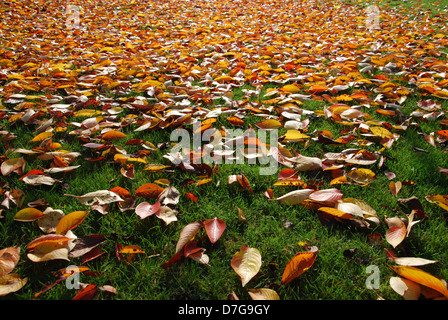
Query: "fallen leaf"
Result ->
[[231, 246, 262, 287], [0, 273, 28, 297], [1, 157, 25, 176], [175, 221, 203, 254], [0, 246, 20, 277], [203, 217, 226, 244], [55, 211, 89, 235], [281, 250, 318, 285], [389, 181, 402, 196], [65, 190, 124, 206], [390, 277, 421, 300], [389, 265, 448, 298], [135, 183, 164, 199], [14, 207, 44, 222], [273, 189, 315, 205], [135, 201, 161, 220], [248, 288, 280, 300]]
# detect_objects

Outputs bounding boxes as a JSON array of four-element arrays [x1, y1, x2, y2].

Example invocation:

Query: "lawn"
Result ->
[[0, 0, 448, 302]]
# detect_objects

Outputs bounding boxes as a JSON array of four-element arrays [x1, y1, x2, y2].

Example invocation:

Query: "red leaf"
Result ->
[[203, 217, 226, 244], [72, 284, 98, 300]]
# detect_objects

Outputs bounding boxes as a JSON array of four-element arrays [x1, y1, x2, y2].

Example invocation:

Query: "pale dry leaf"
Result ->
[[231, 246, 262, 287]]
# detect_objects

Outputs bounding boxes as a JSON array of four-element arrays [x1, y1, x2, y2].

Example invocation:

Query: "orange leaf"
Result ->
[[55, 211, 89, 235], [109, 186, 131, 199], [185, 192, 198, 203], [119, 245, 145, 254], [101, 130, 127, 140], [226, 116, 245, 126], [254, 119, 282, 130], [389, 181, 402, 196], [281, 250, 318, 285], [237, 174, 253, 194], [72, 284, 98, 300], [135, 183, 164, 198], [389, 265, 448, 298], [435, 130, 448, 139], [26, 234, 72, 252]]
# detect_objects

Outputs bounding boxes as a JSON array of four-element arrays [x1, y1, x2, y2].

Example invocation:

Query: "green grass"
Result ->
[[1, 85, 447, 300]]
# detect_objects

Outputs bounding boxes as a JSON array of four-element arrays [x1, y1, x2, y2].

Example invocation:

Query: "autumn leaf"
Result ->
[[55, 211, 88, 235], [14, 207, 44, 222], [231, 246, 262, 287], [389, 181, 402, 196], [26, 235, 71, 263], [0, 246, 20, 277], [281, 249, 318, 285], [72, 284, 98, 300], [135, 183, 164, 199], [65, 190, 124, 206], [273, 189, 314, 205], [347, 168, 376, 185], [175, 221, 203, 254], [309, 188, 343, 203], [389, 265, 448, 298], [248, 288, 280, 300], [1, 157, 25, 176], [317, 207, 354, 220], [37, 207, 64, 233], [254, 119, 282, 130], [390, 277, 422, 300], [203, 217, 226, 244], [101, 129, 127, 140], [0, 273, 28, 297], [135, 201, 161, 220], [425, 194, 448, 211], [68, 235, 107, 259]]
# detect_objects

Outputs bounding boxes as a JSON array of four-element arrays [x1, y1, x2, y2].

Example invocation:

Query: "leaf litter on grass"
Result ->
[[0, 0, 448, 300]]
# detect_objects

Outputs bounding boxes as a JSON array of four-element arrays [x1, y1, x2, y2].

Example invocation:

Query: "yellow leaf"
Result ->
[[389, 265, 448, 298], [30, 132, 53, 142], [370, 126, 394, 139], [55, 211, 89, 235], [281, 84, 301, 93], [425, 194, 448, 211], [254, 119, 282, 130], [283, 130, 310, 142], [317, 207, 354, 220], [74, 109, 102, 117], [14, 208, 44, 222], [347, 168, 376, 185]]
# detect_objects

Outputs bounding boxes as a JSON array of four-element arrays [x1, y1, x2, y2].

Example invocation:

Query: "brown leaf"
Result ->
[[0, 246, 20, 277]]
